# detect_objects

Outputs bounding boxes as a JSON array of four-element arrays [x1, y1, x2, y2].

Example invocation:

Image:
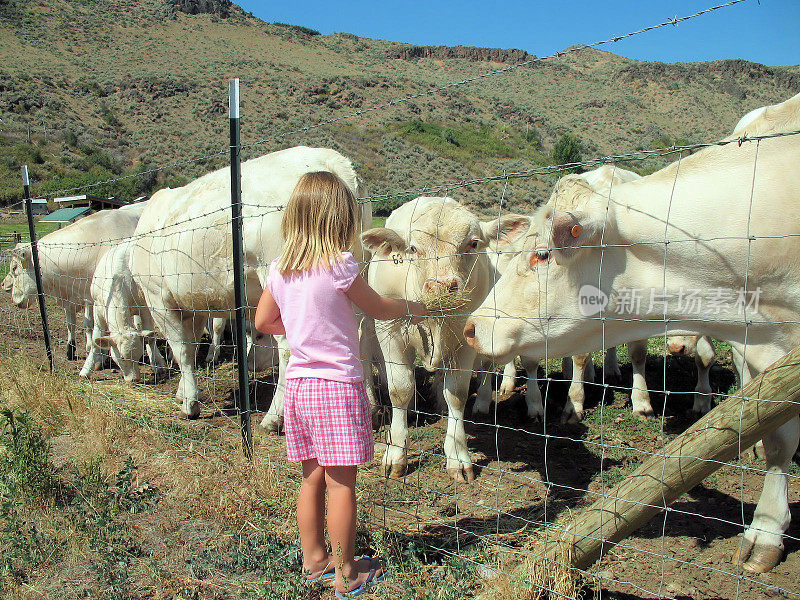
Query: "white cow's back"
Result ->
[[131, 146, 363, 314]]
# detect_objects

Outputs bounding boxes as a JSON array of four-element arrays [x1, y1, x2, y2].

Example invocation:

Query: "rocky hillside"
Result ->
[[0, 0, 797, 214]]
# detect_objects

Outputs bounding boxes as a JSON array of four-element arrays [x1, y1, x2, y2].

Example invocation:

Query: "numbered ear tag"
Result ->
[[20, 257, 28, 269], [571, 224, 582, 238]]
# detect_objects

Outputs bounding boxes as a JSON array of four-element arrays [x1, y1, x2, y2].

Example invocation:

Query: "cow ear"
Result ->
[[140, 329, 158, 340], [361, 227, 406, 256], [94, 336, 116, 349], [12, 243, 32, 268], [535, 206, 604, 262], [482, 214, 531, 249]]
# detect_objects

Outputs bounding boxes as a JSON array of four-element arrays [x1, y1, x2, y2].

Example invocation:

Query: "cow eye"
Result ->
[[528, 248, 550, 268], [408, 245, 417, 254], [469, 239, 479, 250]]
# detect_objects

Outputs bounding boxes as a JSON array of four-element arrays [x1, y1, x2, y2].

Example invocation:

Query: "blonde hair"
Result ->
[[278, 171, 359, 273]]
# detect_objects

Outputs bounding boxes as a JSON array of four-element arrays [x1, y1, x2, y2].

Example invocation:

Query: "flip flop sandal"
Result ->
[[304, 563, 335, 585], [335, 556, 387, 599]]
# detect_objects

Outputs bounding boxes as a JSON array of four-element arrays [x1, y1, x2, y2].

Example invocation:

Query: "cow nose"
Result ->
[[463, 320, 477, 348], [448, 280, 459, 292]]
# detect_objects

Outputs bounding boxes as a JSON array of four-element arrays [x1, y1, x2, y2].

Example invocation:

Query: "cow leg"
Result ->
[[472, 359, 495, 416], [629, 339, 654, 417], [358, 316, 381, 422], [603, 346, 623, 383], [499, 361, 517, 397], [150, 309, 204, 418], [563, 353, 593, 423], [80, 307, 105, 378], [64, 306, 77, 360], [691, 335, 715, 415], [205, 317, 226, 364], [260, 335, 289, 432], [520, 358, 543, 421], [442, 347, 477, 483], [730, 343, 765, 459], [379, 332, 415, 479], [140, 310, 167, 381], [733, 416, 799, 573], [82, 302, 94, 358]]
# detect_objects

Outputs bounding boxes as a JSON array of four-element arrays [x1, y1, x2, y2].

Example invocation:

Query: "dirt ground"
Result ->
[[1, 298, 798, 600]]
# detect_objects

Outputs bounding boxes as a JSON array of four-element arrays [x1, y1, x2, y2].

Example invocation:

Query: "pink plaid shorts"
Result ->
[[283, 378, 374, 466]]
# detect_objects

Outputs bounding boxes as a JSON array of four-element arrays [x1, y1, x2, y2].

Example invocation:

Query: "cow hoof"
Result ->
[[527, 411, 543, 423], [79, 367, 91, 378], [733, 539, 783, 573], [561, 407, 584, 424], [383, 463, 407, 479], [633, 407, 655, 419], [498, 381, 516, 398], [259, 413, 283, 433], [181, 401, 202, 420], [447, 464, 475, 483]]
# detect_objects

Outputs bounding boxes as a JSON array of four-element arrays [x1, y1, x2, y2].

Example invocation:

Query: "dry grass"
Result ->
[[0, 353, 301, 599]]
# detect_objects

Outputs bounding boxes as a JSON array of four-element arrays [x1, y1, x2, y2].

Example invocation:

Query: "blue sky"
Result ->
[[237, 0, 799, 66]]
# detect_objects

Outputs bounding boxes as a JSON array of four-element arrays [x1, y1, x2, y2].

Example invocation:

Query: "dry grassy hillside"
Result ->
[[1, 0, 798, 213]]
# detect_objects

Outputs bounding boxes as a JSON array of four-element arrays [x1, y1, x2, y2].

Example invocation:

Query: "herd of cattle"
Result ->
[[2, 92, 799, 574]]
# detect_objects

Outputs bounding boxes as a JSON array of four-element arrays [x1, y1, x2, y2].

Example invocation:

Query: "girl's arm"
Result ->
[[345, 275, 427, 323], [254, 286, 286, 335]]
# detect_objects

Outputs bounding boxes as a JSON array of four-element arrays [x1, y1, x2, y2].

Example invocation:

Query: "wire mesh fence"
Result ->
[[2, 2, 800, 598]]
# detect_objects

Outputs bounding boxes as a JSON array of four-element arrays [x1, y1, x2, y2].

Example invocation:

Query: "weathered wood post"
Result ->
[[538, 344, 800, 571]]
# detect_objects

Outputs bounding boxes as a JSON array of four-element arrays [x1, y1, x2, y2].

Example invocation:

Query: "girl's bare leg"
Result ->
[[298, 459, 332, 576], [325, 465, 384, 593]]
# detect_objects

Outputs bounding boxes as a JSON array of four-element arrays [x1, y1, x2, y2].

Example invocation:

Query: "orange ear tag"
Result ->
[[571, 224, 582, 238]]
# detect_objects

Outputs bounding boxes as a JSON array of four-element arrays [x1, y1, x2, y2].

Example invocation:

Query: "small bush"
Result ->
[[552, 133, 585, 172]]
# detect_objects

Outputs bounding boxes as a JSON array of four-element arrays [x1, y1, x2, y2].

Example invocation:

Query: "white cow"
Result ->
[[80, 239, 167, 382], [361, 197, 529, 482], [475, 166, 714, 422], [2, 203, 145, 362], [465, 92, 800, 572], [129, 146, 372, 421], [81, 239, 276, 382]]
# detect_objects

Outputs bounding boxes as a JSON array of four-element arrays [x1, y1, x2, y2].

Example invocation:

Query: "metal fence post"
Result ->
[[229, 79, 253, 459], [21, 165, 54, 372]]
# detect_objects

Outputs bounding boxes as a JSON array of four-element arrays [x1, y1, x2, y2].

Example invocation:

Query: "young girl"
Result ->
[[254, 171, 426, 598]]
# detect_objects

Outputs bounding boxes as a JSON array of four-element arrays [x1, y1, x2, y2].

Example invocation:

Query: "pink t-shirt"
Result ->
[[266, 252, 363, 382]]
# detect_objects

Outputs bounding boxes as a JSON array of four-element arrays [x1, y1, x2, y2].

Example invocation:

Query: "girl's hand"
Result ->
[[407, 301, 427, 324]]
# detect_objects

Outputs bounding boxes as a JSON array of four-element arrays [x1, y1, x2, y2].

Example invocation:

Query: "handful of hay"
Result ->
[[388, 284, 471, 327], [421, 284, 471, 317]]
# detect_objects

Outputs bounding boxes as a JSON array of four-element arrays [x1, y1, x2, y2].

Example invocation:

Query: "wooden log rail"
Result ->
[[541, 344, 800, 571]]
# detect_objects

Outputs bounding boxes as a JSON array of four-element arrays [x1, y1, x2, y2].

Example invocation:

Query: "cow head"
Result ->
[[4, 244, 37, 308], [362, 197, 530, 308], [94, 328, 158, 382], [464, 202, 616, 363]]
